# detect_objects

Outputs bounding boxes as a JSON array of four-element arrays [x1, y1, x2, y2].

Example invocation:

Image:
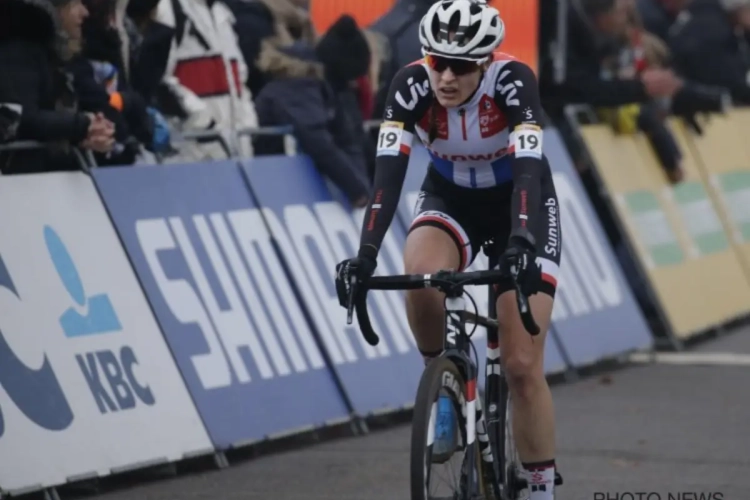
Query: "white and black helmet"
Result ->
[[419, 0, 505, 59]]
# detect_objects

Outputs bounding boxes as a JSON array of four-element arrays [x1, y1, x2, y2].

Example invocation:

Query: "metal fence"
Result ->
[[0, 120, 385, 175]]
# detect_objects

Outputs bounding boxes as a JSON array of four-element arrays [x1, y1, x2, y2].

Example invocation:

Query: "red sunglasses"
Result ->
[[424, 53, 485, 76]]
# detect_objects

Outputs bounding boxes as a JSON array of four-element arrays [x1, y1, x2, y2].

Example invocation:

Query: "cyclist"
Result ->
[[335, 0, 562, 497]]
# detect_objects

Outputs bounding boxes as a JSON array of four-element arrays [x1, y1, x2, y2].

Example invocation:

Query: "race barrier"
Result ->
[[668, 111, 750, 284], [92, 161, 353, 451], [0, 173, 213, 495], [0, 125, 654, 496], [577, 119, 750, 342]]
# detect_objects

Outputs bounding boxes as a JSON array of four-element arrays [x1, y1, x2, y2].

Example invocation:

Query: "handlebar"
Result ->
[[345, 268, 540, 347]]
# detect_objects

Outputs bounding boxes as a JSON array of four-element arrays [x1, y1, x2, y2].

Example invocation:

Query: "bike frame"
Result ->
[[439, 284, 512, 499], [345, 266, 541, 499]]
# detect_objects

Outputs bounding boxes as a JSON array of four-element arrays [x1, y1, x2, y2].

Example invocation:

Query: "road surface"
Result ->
[[85, 327, 750, 500]]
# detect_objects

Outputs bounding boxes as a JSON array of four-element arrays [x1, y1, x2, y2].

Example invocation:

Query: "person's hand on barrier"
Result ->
[[641, 69, 683, 98], [499, 241, 541, 297], [666, 163, 685, 184], [81, 113, 115, 153], [335, 256, 377, 309]]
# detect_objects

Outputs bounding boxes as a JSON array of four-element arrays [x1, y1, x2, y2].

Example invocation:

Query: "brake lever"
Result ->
[[346, 274, 358, 325]]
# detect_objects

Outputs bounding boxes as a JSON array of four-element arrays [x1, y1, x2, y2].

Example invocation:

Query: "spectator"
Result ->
[[636, 0, 691, 41], [151, 0, 259, 161], [126, 0, 175, 105], [253, 14, 372, 208], [540, 0, 727, 169], [596, 0, 687, 182], [67, 0, 157, 165], [359, 29, 390, 181], [541, 0, 684, 114], [369, 0, 435, 117], [226, 0, 321, 98], [0, 0, 115, 174], [669, 0, 750, 105]]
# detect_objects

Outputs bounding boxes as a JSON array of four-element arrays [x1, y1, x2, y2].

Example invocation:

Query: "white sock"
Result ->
[[522, 460, 555, 499]]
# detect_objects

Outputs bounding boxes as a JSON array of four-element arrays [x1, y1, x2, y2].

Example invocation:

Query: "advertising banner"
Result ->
[[0, 173, 212, 494], [242, 156, 424, 415], [396, 144, 569, 377], [93, 162, 351, 450], [668, 113, 750, 284], [544, 128, 653, 363], [580, 123, 750, 338]]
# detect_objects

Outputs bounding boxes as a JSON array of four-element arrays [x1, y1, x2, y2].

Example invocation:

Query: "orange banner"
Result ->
[[309, 0, 538, 71]]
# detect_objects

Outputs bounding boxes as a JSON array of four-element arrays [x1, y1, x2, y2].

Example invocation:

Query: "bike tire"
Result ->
[[496, 374, 523, 499], [410, 357, 485, 500]]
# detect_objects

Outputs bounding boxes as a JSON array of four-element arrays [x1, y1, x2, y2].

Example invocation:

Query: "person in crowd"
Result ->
[[541, 0, 683, 114], [67, 0, 162, 165], [540, 0, 728, 171], [636, 0, 691, 40], [368, 0, 436, 117], [0, 0, 115, 174], [668, 0, 750, 105], [359, 29, 390, 182], [596, 0, 688, 182], [149, 0, 259, 161], [226, 0, 320, 98], [125, 0, 175, 105], [253, 14, 372, 208]]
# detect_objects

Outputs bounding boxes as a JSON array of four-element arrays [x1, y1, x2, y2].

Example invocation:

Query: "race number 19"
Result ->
[[377, 121, 407, 157], [513, 125, 543, 159], [379, 131, 399, 149]]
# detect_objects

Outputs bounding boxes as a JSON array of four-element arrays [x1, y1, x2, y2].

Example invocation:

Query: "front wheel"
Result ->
[[496, 376, 524, 499], [410, 357, 485, 500]]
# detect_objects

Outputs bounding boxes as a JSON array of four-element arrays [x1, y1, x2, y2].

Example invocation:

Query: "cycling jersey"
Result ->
[[358, 52, 560, 290]]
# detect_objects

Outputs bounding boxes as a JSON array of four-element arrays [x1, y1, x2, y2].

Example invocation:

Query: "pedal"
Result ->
[[554, 471, 564, 486]]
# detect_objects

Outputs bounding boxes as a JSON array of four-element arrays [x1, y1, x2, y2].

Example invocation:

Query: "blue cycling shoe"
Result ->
[[431, 393, 458, 463]]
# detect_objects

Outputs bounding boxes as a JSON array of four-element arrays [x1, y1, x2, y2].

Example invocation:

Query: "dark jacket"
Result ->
[[368, 0, 435, 117], [668, 0, 750, 104], [226, 0, 321, 98], [253, 42, 370, 204], [66, 11, 154, 165], [636, 0, 678, 41], [539, 0, 651, 117], [0, 0, 91, 174]]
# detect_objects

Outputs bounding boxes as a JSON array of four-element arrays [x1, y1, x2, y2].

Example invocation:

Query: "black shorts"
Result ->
[[408, 166, 563, 298]]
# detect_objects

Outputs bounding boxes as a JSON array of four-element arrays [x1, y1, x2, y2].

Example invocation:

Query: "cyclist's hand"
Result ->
[[499, 245, 541, 297], [335, 256, 377, 308]]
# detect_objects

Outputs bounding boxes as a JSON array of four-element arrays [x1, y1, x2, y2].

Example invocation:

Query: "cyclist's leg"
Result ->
[[404, 189, 478, 358], [404, 189, 480, 461], [494, 175, 562, 498]]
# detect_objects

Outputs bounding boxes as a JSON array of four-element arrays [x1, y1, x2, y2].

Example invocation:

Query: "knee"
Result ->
[[500, 340, 545, 399], [404, 259, 445, 314]]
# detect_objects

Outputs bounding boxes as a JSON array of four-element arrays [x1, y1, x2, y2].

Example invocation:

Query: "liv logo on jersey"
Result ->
[[395, 77, 429, 111], [495, 69, 522, 107]]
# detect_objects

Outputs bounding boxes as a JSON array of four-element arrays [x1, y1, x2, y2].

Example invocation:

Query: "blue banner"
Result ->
[[543, 129, 653, 364], [242, 156, 424, 416], [92, 161, 351, 449]]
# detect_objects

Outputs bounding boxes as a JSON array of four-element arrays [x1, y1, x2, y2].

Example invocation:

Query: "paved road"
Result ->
[[85, 327, 750, 500]]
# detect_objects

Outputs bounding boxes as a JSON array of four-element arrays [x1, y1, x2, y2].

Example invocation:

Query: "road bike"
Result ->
[[344, 265, 563, 499]]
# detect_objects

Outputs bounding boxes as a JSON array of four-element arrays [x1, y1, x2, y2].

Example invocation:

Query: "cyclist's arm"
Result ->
[[358, 64, 431, 260], [494, 60, 546, 251]]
